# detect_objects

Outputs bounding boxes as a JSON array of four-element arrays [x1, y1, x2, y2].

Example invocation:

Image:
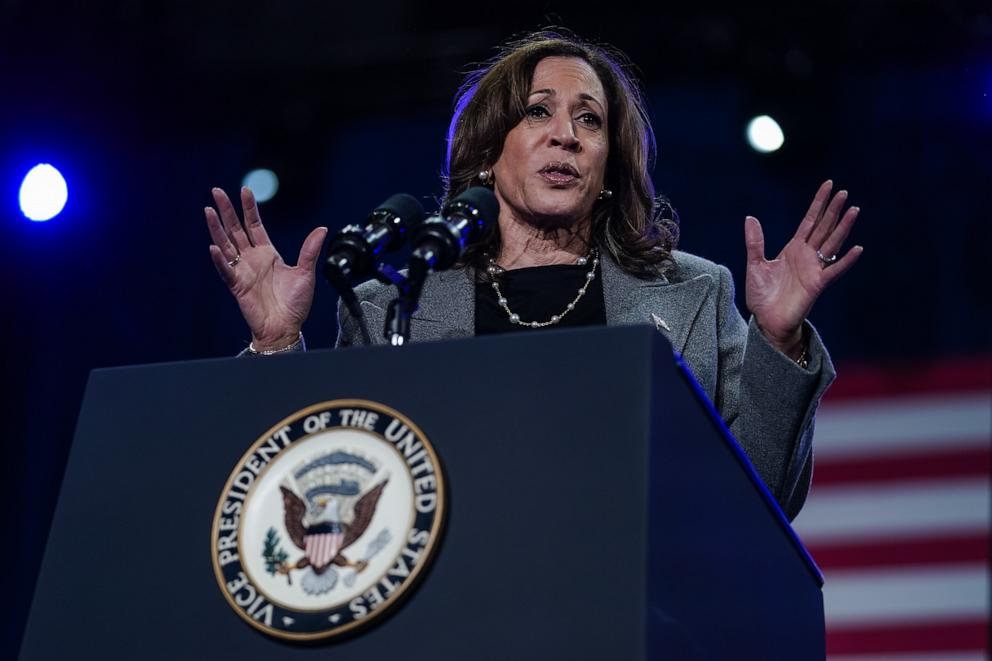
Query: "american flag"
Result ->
[[793, 358, 991, 660]]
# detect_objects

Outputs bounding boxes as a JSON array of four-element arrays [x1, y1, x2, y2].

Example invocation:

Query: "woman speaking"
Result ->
[[203, 30, 862, 520]]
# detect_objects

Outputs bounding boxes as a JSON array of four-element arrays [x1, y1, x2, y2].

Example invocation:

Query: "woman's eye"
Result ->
[[578, 112, 603, 128], [526, 105, 550, 118]]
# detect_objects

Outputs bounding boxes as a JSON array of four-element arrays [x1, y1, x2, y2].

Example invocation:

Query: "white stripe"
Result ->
[[822, 564, 989, 625], [793, 478, 990, 542], [829, 653, 989, 661], [815, 393, 991, 458], [318, 535, 330, 566]]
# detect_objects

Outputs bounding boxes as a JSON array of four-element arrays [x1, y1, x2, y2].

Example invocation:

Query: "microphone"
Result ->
[[409, 187, 499, 272], [322, 193, 426, 282], [384, 187, 499, 346]]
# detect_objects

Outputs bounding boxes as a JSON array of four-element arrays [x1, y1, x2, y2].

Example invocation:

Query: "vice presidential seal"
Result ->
[[211, 400, 445, 641]]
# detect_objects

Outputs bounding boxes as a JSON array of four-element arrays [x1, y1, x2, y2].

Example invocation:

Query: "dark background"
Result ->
[[1, 1, 989, 656]]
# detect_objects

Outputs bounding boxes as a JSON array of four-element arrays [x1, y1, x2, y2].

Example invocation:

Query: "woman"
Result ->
[[204, 31, 861, 520]]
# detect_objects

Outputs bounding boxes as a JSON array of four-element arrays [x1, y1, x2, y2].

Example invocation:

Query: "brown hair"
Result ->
[[443, 29, 679, 278]]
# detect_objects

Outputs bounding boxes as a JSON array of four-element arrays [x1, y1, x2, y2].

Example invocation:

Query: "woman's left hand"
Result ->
[[744, 180, 863, 359]]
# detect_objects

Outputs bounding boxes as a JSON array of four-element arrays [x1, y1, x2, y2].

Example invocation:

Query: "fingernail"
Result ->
[[851, 206, 860, 213], [839, 190, 848, 197]]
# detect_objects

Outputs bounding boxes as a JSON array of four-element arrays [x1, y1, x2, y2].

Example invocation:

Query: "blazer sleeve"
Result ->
[[713, 265, 836, 521]]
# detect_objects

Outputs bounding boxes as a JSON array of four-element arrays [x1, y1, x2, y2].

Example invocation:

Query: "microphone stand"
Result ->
[[327, 249, 433, 348], [382, 247, 435, 347]]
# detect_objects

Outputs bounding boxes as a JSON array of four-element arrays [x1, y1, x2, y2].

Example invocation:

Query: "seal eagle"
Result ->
[[279, 478, 388, 595]]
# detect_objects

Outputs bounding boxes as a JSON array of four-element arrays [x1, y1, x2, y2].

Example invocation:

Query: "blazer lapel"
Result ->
[[601, 254, 713, 354], [359, 268, 475, 345], [412, 268, 475, 341]]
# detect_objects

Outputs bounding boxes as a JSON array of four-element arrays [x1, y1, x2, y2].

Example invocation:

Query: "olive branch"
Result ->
[[262, 527, 292, 585]]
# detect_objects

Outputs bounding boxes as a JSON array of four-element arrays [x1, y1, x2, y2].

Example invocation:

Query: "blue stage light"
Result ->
[[19, 164, 68, 221], [242, 168, 279, 203]]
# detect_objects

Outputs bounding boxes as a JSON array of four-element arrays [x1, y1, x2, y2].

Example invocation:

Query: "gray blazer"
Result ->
[[337, 250, 835, 520]]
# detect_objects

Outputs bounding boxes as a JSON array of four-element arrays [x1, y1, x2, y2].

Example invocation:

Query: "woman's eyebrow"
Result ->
[[527, 88, 605, 111], [577, 93, 605, 111]]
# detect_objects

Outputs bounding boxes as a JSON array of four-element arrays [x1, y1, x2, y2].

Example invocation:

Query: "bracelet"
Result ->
[[246, 332, 306, 356]]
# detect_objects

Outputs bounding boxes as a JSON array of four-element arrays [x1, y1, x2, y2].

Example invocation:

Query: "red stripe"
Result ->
[[827, 619, 989, 654], [814, 446, 992, 486], [825, 356, 992, 400], [809, 532, 990, 570]]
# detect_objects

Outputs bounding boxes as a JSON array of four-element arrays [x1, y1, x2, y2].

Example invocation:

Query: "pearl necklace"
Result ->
[[486, 248, 600, 328]]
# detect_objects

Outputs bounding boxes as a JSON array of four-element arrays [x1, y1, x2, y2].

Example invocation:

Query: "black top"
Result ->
[[475, 263, 607, 335]]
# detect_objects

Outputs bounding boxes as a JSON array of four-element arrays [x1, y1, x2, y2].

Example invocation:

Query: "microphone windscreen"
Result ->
[[445, 186, 500, 226], [376, 193, 426, 229]]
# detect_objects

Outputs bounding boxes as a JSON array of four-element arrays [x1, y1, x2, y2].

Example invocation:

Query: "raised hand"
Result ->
[[205, 187, 328, 351], [744, 180, 863, 359]]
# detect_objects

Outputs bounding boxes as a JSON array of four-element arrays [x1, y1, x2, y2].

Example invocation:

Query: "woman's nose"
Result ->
[[549, 119, 580, 151]]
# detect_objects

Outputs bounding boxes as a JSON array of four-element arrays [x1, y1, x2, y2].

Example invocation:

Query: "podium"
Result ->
[[19, 326, 824, 660]]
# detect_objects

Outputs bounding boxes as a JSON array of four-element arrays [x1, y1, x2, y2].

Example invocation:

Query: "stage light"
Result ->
[[242, 169, 279, 203], [746, 115, 785, 153], [19, 163, 68, 221]]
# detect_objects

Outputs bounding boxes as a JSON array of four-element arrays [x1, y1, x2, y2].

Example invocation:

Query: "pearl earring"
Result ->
[[478, 169, 493, 186]]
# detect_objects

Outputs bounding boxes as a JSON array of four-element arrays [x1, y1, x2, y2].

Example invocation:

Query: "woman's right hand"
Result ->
[[205, 187, 328, 351]]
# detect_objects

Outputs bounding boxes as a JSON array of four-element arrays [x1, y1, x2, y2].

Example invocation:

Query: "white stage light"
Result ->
[[19, 164, 68, 221], [242, 169, 279, 203], [746, 115, 785, 153]]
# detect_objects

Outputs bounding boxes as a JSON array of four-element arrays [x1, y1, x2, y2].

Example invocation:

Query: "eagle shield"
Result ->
[[278, 450, 389, 595]]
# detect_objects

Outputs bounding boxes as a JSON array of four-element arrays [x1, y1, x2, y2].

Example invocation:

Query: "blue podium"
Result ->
[[19, 326, 824, 659]]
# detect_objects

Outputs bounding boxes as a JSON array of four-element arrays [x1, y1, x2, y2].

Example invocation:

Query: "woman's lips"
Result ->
[[539, 171, 579, 185]]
